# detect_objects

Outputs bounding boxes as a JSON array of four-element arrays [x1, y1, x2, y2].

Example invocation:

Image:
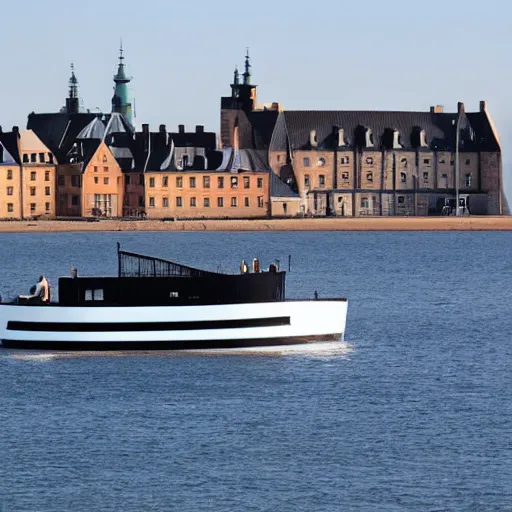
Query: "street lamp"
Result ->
[[455, 106, 462, 216]]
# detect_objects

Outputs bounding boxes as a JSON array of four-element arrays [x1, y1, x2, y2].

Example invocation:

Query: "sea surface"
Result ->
[[0, 231, 511, 511]]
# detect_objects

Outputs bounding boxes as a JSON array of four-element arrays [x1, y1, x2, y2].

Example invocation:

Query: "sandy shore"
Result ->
[[0, 216, 511, 233]]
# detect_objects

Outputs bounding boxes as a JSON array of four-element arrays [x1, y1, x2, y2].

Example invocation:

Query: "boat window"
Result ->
[[169, 292, 179, 298], [85, 289, 104, 301]]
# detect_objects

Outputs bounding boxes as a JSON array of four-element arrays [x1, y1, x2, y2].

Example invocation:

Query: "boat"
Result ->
[[0, 244, 348, 350]]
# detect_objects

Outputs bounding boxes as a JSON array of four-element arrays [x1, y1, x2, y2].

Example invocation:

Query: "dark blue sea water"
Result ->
[[1, 231, 511, 511]]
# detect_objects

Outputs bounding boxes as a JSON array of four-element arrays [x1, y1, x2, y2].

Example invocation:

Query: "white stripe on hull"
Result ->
[[0, 300, 347, 347]]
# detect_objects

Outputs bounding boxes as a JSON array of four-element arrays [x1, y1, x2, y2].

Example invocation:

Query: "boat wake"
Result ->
[[3, 341, 354, 361]]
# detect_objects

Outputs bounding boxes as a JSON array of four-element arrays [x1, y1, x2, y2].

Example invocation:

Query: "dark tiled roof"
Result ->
[[27, 112, 98, 162], [233, 109, 279, 150], [280, 110, 497, 152], [0, 131, 21, 164], [217, 148, 270, 173], [65, 139, 102, 171], [270, 173, 299, 198]]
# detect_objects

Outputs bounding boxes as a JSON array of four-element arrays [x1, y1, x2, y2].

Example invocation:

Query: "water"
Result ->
[[1, 231, 511, 511]]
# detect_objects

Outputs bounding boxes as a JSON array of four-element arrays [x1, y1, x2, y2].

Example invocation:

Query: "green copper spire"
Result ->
[[243, 48, 251, 85], [111, 40, 134, 126]]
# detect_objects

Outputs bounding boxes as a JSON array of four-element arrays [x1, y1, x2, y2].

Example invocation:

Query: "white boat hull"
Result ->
[[0, 300, 347, 350]]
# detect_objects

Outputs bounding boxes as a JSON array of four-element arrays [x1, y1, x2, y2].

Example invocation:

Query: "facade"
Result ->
[[0, 128, 56, 219]]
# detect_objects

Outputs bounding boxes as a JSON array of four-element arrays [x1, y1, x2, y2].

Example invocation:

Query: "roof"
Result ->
[[19, 129, 51, 153], [217, 148, 270, 173], [0, 131, 21, 164], [270, 109, 498, 152], [65, 139, 102, 171], [270, 173, 300, 198]]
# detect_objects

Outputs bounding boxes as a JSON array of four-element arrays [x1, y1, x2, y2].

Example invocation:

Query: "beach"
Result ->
[[0, 216, 511, 233]]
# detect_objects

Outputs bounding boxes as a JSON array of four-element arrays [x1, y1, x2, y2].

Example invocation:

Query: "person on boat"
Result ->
[[19, 275, 50, 304]]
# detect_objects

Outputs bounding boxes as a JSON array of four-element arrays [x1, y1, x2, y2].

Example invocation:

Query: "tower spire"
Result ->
[[65, 62, 80, 114], [243, 48, 251, 85], [112, 40, 134, 127], [233, 66, 239, 85]]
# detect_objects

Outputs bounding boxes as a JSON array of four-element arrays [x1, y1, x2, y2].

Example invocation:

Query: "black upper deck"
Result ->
[[57, 247, 285, 307]]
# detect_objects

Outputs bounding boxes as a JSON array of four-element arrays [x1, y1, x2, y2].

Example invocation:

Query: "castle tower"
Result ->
[[111, 41, 134, 126], [65, 63, 80, 114]]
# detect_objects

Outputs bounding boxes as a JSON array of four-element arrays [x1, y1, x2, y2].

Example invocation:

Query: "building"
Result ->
[[220, 55, 506, 216], [0, 127, 56, 219]]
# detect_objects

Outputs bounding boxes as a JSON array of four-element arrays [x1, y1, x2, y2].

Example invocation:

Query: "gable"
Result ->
[[0, 141, 17, 165]]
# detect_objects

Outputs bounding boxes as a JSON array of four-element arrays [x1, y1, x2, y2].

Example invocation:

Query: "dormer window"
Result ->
[[30, 153, 36, 163], [23, 154, 29, 163], [182, 155, 189, 168]]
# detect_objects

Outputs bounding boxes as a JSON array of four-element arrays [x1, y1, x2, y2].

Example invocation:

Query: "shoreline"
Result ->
[[0, 216, 511, 233]]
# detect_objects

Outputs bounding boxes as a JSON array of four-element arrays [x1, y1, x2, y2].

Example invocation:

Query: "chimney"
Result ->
[[159, 124, 166, 133], [142, 124, 149, 134], [309, 129, 318, 147], [430, 105, 444, 113], [142, 124, 149, 152], [457, 102, 465, 114], [195, 125, 204, 133], [178, 124, 185, 134], [480, 100, 487, 112], [0, 125, 3, 135], [12, 126, 19, 136]]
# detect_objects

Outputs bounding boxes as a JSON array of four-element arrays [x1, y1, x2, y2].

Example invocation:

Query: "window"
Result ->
[[139, 174, 145, 186], [7, 203, 13, 213], [243, 176, 250, 189], [48, 153, 53, 164], [94, 166, 98, 172], [398, 196, 405, 204], [125, 175, 131, 185], [176, 177, 183, 188], [149, 177, 155, 188], [204, 197, 210, 207], [85, 289, 104, 302], [44, 171, 50, 181], [360, 197, 369, 208], [217, 197, 224, 207], [244, 197, 250, 207], [304, 174, 310, 188], [6, 187, 13, 196], [341, 156, 350, 165], [366, 172, 373, 182], [45, 186, 50, 196], [30, 187, 36, 196], [182, 155, 189, 168], [303, 157, 311, 167], [102, 155, 107, 163], [277, 154, 281, 162], [7, 169, 12, 180], [319, 175, 325, 187], [423, 158, 430, 165], [39, 153, 45, 163], [138, 196, 144, 207], [58, 176, 65, 186], [23, 154, 29, 163], [465, 174, 472, 187], [162, 176, 168, 187], [30, 171, 36, 181], [441, 173, 448, 180], [423, 172, 429, 182], [163, 197, 169, 208], [149, 197, 155, 207], [94, 177, 99, 184], [400, 172, 407, 184], [465, 159, 471, 166], [401, 158, 408, 168], [366, 157, 374, 165], [71, 195, 80, 206], [203, 176, 210, 188], [104, 167, 108, 173], [258, 196, 264, 208], [317, 157, 326, 167], [439, 159, 446, 164], [169, 292, 179, 298], [45, 202, 50, 212], [341, 172, 349, 180], [190, 197, 196, 207], [30, 203, 36, 212], [218, 177, 224, 188], [71, 175, 80, 187], [189, 177, 196, 188], [30, 153, 36, 163], [176, 196, 182, 207], [231, 197, 237, 207], [257, 178, 263, 188], [104, 177, 109, 185], [231, 176, 238, 188]]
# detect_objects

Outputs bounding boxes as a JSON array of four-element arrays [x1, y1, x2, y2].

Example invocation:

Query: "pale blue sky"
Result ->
[[2, 0, 511, 198]]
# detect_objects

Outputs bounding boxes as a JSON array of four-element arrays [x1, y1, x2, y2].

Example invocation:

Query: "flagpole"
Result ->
[[455, 104, 462, 216]]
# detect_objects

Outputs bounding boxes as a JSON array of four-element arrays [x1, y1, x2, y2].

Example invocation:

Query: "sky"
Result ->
[[1, 0, 511, 199]]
